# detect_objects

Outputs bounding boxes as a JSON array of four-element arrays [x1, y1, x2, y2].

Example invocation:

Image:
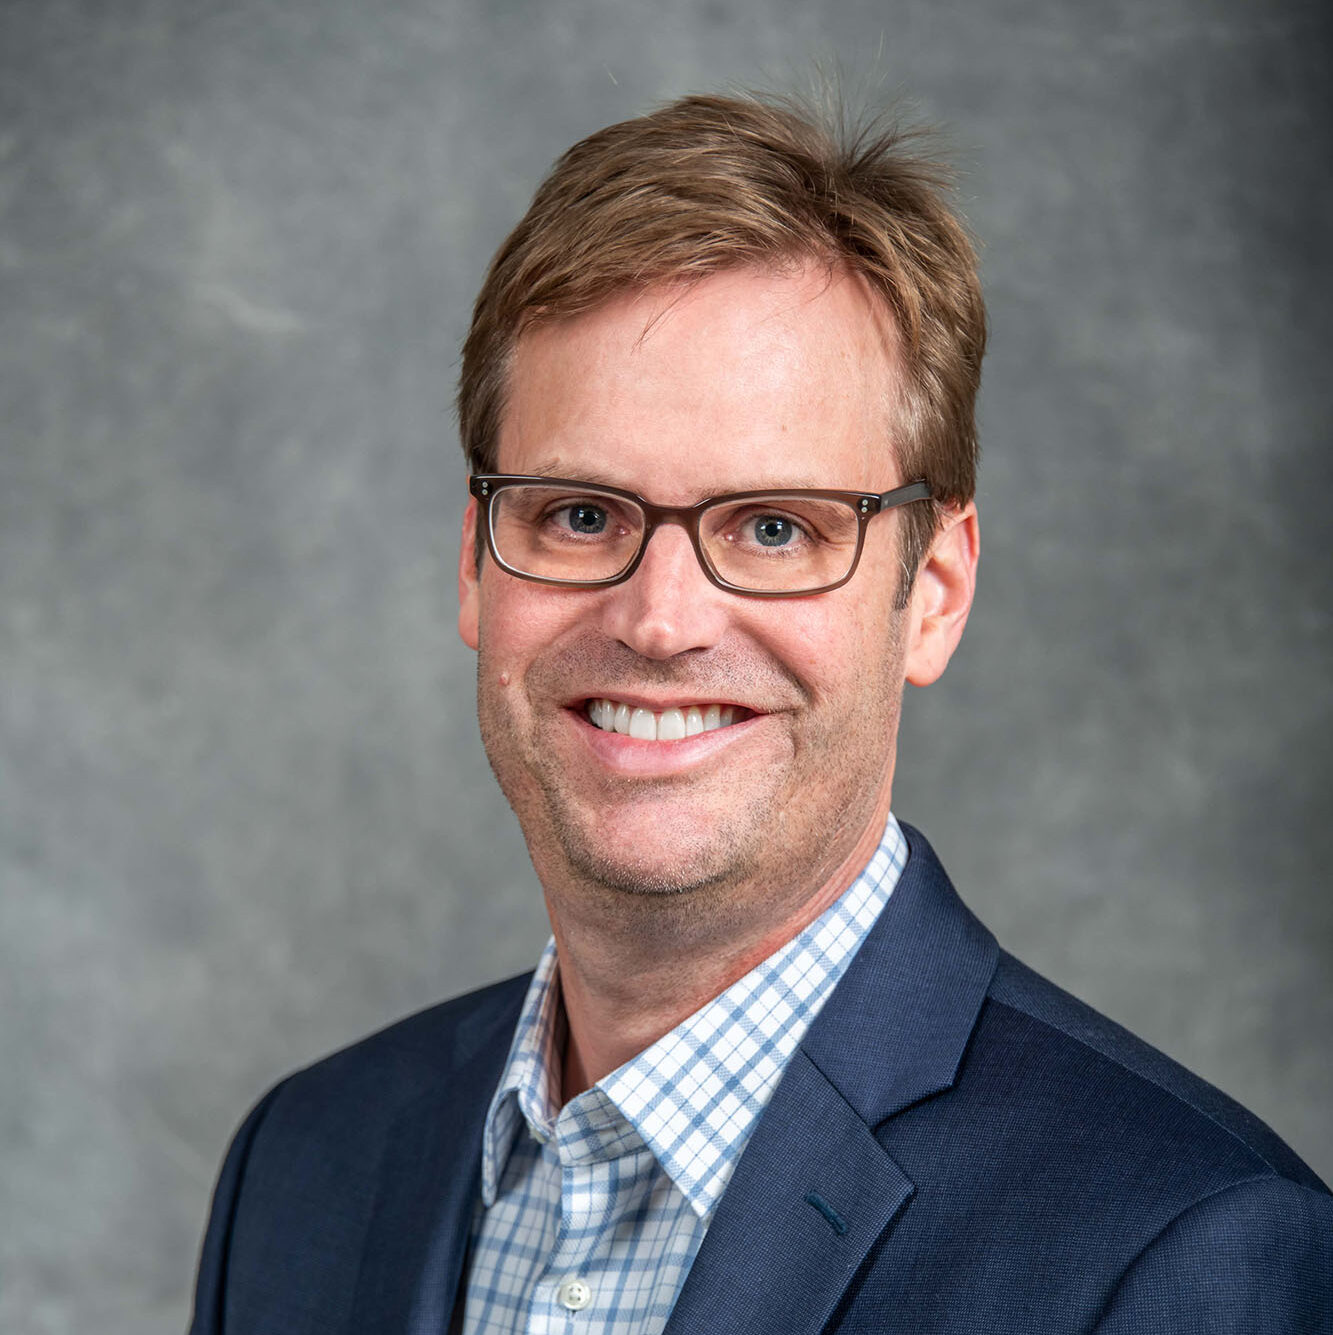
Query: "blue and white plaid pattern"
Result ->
[[461, 816, 908, 1335]]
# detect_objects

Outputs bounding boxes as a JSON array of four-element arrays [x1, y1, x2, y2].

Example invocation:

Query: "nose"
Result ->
[[599, 521, 732, 660]]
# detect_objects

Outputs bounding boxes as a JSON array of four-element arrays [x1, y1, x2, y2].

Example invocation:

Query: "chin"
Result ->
[[561, 837, 742, 899], [489, 757, 755, 898], [551, 809, 750, 899]]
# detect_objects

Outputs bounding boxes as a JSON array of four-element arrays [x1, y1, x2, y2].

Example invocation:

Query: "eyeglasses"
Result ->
[[469, 474, 933, 597]]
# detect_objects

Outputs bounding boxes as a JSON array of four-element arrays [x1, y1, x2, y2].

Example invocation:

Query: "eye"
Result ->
[[751, 514, 796, 547], [562, 503, 608, 535]]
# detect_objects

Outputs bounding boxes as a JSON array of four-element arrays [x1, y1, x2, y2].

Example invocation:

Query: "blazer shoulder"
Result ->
[[198, 976, 527, 1263], [987, 950, 1327, 1193], [191, 975, 527, 1332], [214, 971, 530, 1174], [272, 970, 531, 1120], [1092, 1174, 1333, 1331]]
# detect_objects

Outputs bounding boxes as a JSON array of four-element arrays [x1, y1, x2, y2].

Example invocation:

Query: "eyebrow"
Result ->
[[519, 460, 838, 495], [524, 461, 623, 486]]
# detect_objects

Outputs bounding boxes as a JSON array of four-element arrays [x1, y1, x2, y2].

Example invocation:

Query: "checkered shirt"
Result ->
[[459, 815, 908, 1335]]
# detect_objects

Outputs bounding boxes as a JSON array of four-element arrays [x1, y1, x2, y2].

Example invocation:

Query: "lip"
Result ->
[[567, 701, 767, 778]]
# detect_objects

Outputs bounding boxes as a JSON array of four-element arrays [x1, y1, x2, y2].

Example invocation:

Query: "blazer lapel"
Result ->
[[664, 1046, 915, 1335], [348, 983, 524, 1335], [665, 825, 998, 1335]]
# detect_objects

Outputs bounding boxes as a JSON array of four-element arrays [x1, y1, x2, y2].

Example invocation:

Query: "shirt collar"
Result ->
[[480, 815, 908, 1219], [480, 938, 563, 1206]]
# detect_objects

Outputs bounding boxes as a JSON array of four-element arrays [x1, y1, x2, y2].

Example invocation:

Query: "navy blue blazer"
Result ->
[[191, 826, 1333, 1332]]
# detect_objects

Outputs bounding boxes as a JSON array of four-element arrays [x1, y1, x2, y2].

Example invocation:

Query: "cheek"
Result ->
[[476, 573, 567, 662], [781, 606, 907, 715], [746, 601, 882, 692]]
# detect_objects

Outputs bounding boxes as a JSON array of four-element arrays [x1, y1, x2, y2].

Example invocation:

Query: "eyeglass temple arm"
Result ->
[[876, 481, 933, 509]]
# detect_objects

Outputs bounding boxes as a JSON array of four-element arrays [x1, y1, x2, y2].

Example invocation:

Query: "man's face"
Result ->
[[459, 264, 966, 924]]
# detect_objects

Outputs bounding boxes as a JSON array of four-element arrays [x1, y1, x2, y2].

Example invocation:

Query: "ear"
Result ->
[[904, 502, 979, 687], [458, 497, 481, 651]]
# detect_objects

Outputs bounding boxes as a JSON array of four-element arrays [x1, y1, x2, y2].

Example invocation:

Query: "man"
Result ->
[[190, 93, 1333, 1333]]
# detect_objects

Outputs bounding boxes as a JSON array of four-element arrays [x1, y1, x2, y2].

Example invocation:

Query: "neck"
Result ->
[[548, 805, 892, 1103]]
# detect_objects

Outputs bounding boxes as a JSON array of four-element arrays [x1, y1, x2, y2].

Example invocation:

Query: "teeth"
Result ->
[[658, 708, 686, 741], [586, 698, 743, 741]]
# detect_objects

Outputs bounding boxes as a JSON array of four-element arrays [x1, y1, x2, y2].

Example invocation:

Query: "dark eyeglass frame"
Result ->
[[469, 473, 933, 598]]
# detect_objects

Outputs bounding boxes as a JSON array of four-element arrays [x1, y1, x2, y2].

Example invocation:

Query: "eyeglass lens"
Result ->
[[488, 483, 864, 592]]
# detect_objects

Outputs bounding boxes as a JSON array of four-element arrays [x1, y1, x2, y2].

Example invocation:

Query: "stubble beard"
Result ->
[[474, 635, 906, 922], [533, 770, 773, 899], [477, 672, 771, 902]]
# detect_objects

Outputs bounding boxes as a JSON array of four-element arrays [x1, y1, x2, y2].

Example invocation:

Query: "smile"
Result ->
[[585, 698, 751, 741]]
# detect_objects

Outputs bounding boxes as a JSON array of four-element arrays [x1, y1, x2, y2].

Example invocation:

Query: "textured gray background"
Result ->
[[2, 0, 1330, 1330]]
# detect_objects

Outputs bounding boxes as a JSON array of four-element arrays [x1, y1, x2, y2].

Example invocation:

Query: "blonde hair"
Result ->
[[458, 91, 986, 583]]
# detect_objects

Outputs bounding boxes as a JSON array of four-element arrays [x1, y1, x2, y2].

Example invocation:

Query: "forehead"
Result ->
[[498, 264, 904, 499]]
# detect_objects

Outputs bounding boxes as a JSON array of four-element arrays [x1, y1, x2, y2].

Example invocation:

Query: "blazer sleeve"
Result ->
[[1092, 1175, 1333, 1333], [188, 1081, 288, 1335]]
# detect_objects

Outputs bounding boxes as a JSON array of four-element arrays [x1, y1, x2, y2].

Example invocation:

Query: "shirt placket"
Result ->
[[521, 1090, 651, 1335]]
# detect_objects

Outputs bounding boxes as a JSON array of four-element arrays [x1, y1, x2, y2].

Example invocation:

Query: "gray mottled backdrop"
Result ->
[[2, 0, 1329, 1330]]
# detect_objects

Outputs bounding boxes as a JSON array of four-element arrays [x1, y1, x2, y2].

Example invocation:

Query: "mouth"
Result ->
[[584, 697, 755, 742]]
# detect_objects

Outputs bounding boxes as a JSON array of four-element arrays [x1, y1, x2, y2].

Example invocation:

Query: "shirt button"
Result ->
[[556, 1276, 592, 1311]]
